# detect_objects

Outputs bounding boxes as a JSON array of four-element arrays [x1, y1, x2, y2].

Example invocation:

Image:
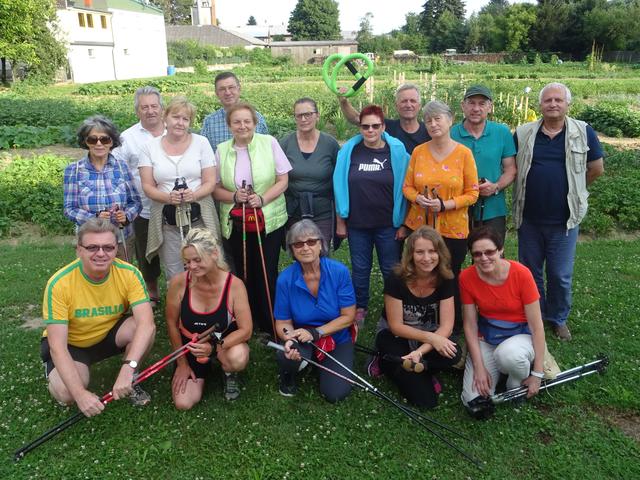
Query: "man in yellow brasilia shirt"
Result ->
[[41, 218, 156, 417]]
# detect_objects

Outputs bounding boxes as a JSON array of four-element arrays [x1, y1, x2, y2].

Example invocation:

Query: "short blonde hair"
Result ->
[[181, 228, 228, 273], [164, 96, 196, 124]]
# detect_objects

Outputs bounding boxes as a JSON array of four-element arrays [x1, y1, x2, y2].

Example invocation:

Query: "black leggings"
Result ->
[[376, 329, 461, 408], [277, 341, 353, 403]]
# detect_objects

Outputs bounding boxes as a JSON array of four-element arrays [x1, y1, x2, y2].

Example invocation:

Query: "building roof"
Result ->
[[270, 40, 357, 47], [58, 0, 162, 15], [229, 24, 290, 38], [165, 25, 266, 47]]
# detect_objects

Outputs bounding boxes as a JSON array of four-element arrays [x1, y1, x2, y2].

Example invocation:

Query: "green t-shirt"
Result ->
[[451, 120, 516, 221], [280, 131, 340, 221]]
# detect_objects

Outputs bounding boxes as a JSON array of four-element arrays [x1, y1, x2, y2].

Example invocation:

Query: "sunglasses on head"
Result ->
[[86, 135, 113, 146], [290, 238, 320, 249], [360, 123, 382, 131]]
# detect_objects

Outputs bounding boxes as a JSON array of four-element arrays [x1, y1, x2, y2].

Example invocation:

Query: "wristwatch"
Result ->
[[530, 370, 544, 379], [122, 359, 138, 369]]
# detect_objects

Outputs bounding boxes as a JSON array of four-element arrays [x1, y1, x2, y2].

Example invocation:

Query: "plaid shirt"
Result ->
[[63, 154, 141, 238], [200, 107, 268, 152]]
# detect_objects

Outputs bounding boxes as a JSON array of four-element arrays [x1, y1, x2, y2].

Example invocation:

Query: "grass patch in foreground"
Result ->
[[0, 237, 639, 479]]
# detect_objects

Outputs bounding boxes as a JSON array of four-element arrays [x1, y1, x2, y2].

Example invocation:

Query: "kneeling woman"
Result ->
[[460, 226, 545, 417], [376, 226, 461, 409], [274, 220, 356, 402], [166, 228, 252, 409]]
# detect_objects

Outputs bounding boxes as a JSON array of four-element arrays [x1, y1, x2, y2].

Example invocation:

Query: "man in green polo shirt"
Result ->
[[450, 85, 516, 241]]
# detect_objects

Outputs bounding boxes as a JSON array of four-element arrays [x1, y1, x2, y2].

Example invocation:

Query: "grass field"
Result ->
[[1, 233, 639, 479]]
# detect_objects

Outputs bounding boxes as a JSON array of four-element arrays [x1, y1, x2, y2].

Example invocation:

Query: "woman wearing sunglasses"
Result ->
[[333, 104, 410, 327], [274, 220, 356, 401], [280, 97, 340, 248], [460, 226, 546, 419], [64, 115, 141, 260]]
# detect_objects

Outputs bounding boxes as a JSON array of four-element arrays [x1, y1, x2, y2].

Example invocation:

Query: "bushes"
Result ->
[[76, 78, 192, 96], [0, 125, 76, 149], [576, 103, 640, 138], [168, 41, 247, 67], [0, 155, 74, 236]]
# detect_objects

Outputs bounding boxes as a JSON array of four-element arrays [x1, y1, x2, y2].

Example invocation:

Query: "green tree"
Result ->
[[421, 0, 466, 34], [502, 3, 537, 52], [480, 0, 509, 16], [429, 9, 466, 52], [466, 13, 504, 52], [247, 15, 257, 26], [151, 0, 192, 25], [0, 0, 67, 83], [288, 0, 341, 40], [584, 0, 640, 51], [356, 12, 374, 52], [397, 12, 428, 53], [531, 0, 573, 52]]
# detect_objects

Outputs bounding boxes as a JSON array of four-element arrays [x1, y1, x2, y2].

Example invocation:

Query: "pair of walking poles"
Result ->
[[14, 325, 225, 461]]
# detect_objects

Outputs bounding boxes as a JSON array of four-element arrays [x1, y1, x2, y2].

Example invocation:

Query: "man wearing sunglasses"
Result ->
[[41, 218, 156, 417], [337, 83, 430, 154]]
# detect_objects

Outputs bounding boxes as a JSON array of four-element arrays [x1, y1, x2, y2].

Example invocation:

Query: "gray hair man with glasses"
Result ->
[[40, 218, 156, 417]]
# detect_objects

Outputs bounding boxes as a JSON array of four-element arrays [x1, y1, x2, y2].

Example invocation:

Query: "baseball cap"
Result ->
[[464, 85, 493, 101]]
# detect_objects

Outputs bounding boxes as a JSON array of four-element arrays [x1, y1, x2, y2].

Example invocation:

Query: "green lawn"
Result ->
[[1, 236, 639, 479]]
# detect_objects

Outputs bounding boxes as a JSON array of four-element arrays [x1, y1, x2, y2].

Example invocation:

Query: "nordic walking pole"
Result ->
[[354, 343, 426, 373], [112, 204, 129, 262], [248, 185, 277, 340], [241, 180, 247, 283], [264, 337, 481, 469], [14, 325, 222, 462]]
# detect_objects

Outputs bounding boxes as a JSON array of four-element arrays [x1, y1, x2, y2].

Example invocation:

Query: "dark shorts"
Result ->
[[178, 322, 239, 379], [40, 316, 128, 376]]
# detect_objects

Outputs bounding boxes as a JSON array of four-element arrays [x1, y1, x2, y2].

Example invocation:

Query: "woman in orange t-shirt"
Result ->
[[403, 100, 479, 328], [459, 226, 546, 419]]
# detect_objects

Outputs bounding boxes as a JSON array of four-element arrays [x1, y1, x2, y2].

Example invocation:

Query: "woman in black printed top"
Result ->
[[375, 226, 461, 408]]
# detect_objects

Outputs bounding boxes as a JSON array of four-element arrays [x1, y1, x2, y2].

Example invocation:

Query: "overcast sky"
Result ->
[[216, 0, 494, 34]]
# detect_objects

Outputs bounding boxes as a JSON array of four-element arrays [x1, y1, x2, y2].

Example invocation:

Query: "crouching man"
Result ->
[[41, 217, 156, 416]]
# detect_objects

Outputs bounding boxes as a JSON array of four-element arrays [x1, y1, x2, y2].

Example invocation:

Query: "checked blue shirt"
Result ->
[[63, 153, 141, 238], [200, 107, 268, 153]]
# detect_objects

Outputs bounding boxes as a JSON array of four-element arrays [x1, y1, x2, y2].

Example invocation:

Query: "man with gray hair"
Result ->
[[338, 83, 430, 154], [114, 86, 165, 305], [41, 218, 156, 416], [513, 82, 604, 341]]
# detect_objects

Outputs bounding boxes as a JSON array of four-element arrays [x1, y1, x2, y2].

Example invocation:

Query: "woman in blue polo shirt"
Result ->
[[274, 219, 356, 402]]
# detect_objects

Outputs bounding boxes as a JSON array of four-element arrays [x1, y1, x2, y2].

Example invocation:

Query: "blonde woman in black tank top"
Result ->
[[165, 228, 252, 409]]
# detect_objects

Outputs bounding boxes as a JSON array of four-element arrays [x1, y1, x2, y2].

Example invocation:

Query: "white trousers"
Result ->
[[461, 334, 534, 405]]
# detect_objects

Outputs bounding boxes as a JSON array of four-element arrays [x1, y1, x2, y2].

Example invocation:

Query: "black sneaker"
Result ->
[[278, 371, 297, 397], [224, 372, 240, 401]]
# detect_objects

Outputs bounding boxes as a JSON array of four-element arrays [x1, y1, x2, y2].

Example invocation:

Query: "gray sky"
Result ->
[[216, 0, 493, 34]]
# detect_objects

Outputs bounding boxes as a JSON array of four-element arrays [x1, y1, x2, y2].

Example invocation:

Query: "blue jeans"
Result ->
[[348, 226, 401, 309], [518, 218, 578, 327]]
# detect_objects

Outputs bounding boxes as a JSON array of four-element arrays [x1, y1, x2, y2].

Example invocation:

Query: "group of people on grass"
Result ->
[[43, 72, 604, 420]]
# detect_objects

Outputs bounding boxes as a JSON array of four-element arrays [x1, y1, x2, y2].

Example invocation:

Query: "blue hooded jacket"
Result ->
[[333, 132, 410, 228]]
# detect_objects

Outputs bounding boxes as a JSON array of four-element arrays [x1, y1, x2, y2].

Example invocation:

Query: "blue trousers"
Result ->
[[347, 226, 401, 309], [518, 218, 578, 326]]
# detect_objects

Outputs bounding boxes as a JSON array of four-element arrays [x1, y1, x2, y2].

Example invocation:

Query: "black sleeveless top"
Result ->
[[179, 272, 235, 338]]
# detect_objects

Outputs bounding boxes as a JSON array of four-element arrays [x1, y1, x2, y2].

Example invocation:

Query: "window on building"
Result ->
[[78, 12, 85, 27], [101, 15, 107, 29], [88, 48, 95, 58], [87, 14, 94, 28], [313, 48, 323, 55], [124, 48, 129, 55]]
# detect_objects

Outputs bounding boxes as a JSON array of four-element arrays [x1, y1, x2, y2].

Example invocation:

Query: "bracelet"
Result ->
[[258, 195, 264, 207], [530, 370, 544, 379], [438, 198, 446, 212]]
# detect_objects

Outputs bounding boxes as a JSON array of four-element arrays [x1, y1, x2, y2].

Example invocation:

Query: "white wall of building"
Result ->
[[68, 45, 116, 83], [110, 8, 168, 80]]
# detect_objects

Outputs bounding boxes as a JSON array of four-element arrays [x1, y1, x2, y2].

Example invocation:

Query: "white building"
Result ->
[[56, 0, 168, 83]]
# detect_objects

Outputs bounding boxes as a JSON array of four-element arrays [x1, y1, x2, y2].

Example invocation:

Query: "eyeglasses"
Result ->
[[291, 238, 320, 249], [360, 123, 382, 130], [471, 248, 499, 259], [80, 244, 117, 253], [86, 135, 113, 146], [294, 111, 317, 121]]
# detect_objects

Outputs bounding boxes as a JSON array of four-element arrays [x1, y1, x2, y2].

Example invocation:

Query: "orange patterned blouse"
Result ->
[[403, 142, 479, 239]]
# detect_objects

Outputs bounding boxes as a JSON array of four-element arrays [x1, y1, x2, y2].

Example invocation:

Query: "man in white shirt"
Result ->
[[114, 86, 165, 305]]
